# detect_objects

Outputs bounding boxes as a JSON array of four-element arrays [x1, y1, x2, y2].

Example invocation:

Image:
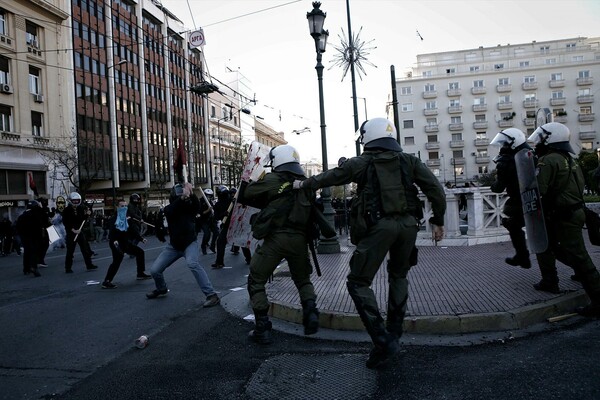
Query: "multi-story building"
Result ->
[[71, 0, 209, 208], [0, 0, 70, 220], [254, 117, 286, 150], [394, 37, 599, 186]]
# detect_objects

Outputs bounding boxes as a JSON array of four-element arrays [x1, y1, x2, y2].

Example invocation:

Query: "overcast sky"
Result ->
[[162, 0, 600, 163]]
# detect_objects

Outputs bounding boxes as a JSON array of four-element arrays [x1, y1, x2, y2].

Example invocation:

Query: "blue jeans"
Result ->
[[150, 240, 216, 296]]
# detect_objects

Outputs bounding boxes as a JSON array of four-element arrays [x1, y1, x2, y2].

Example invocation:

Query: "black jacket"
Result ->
[[163, 194, 201, 251]]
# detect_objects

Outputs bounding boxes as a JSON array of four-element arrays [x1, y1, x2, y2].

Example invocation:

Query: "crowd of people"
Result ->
[[3, 117, 599, 370]]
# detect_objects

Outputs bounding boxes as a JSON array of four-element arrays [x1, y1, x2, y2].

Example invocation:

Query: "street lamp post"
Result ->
[[214, 116, 228, 188], [107, 59, 127, 207], [307, 1, 340, 254]]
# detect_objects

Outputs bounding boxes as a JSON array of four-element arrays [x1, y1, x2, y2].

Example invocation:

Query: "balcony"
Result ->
[[523, 99, 539, 108], [474, 138, 490, 146], [497, 102, 512, 110], [425, 124, 439, 133], [471, 86, 486, 95], [475, 156, 491, 164], [448, 105, 463, 114], [447, 88, 461, 97], [1, 131, 20, 141], [550, 97, 566, 106], [423, 108, 438, 116], [472, 104, 487, 112], [554, 115, 568, 123], [523, 118, 535, 126], [577, 95, 594, 104], [425, 142, 440, 150], [449, 123, 464, 131], [549, 79, 565, 88], [450, 157, 465, 166], [521, 82, 538, 90], [579, 131, 597, 140], [577, 76, 593, 86], [579, 113, 595, 122], [473, 121, 488, 129], [496, 84, 512, 93], [449, 140, 465, 148], [33, 136, 50, 145], [426, 159, 441, 167], [423, 91, 437, 99], [498, 119, 514, 128]]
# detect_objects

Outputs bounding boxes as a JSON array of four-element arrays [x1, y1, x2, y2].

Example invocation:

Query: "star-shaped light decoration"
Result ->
[[329, 26, 377, 81]]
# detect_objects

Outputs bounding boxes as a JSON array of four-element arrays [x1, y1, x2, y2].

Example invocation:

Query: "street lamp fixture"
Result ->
[[306, 1, 340, 254]]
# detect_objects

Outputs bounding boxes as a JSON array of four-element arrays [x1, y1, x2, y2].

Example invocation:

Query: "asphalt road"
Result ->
[[1, 235, 600, 400]]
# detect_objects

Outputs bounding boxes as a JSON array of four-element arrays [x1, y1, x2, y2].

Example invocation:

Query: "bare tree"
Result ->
[[221, 140, 249, 189]]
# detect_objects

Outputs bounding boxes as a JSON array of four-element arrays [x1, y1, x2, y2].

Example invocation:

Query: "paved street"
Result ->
[[1, 235, 600, 399]]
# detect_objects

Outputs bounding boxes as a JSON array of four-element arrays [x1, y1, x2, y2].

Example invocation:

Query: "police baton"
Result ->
[[73, 219, 86, 242], [308, 239, 322, 277]]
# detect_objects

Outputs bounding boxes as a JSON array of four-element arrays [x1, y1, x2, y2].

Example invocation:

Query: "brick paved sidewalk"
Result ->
[[266, 236, 599, 334]]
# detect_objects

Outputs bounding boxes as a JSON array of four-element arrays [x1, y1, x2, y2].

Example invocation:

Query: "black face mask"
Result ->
[[534, 144, 549, 156]]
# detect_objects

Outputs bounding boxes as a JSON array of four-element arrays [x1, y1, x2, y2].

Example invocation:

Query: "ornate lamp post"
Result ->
[[307, 1, 340, 253]]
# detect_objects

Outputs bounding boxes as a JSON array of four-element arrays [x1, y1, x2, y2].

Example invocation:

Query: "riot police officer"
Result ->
[[62, 192, 98, 273], [490, 128, 532, 269], [528, 122, 600, 317], [299, 118, 446, 368]]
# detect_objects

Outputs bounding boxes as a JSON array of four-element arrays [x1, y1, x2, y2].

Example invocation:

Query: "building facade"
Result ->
[[395, 37, 599, 186], [0, 0, 70, 220]]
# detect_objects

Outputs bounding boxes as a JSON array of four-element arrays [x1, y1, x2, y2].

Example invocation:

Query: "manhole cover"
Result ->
[[246, 353, 376, 400]]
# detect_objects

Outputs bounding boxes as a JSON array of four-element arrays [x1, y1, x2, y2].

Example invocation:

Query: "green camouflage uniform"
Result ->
[[303, 150, 446, 343], [535, 150, 600, 301], [242, 171, 316, 317]]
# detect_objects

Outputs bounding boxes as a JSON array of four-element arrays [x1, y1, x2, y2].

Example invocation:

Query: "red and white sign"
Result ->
[[189, 29, 205, 47]]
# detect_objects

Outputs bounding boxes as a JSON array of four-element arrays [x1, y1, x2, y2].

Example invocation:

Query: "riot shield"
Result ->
[[514, 148, 548, 253]]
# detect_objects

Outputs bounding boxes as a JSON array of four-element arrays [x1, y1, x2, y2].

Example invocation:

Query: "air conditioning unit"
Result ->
[[34, 94, 44, 103], [0, 84, 13, 94]]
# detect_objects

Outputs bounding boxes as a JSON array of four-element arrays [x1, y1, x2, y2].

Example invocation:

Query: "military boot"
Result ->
[[505, 255, 531, 269], [248, 316, 273, 345], [366, 332, 401, 369], [302, 299, 319, 335]]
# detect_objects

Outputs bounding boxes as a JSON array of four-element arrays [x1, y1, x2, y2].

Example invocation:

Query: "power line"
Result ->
[[202, 0, 302, 27]]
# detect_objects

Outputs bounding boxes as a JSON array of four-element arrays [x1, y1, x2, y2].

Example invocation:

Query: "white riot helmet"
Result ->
[[203, 188, 214, 197], [357, 118, 401, 151], [490, 128, 527, 149], [528, 122, 574, 153], [267, 145, 305, 176], [69, 192, 82, 205]]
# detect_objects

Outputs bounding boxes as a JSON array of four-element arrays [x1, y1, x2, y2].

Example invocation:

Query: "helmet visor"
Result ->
[[490, 131, 514, 147]]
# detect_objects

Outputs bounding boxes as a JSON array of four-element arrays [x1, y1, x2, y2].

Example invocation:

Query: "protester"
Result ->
[[0, 216, 13, 256], [489, 128, 532, 269], [101, 199, 151, 289], [527, 122, 600, 317], [16, 200, 49, 277], [211, 186, 233, 269], [198, 188, 215, 255], [238, 144, 322, 345], [146, 183, 220, 308], [299, 118, 446, 368], [62, 192, 98, 273]]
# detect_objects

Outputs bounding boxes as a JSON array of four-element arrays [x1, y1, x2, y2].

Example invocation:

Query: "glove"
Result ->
[[431, 224, 444, 243], [182, 183, 193, 198], [292, 180, 304, 190]]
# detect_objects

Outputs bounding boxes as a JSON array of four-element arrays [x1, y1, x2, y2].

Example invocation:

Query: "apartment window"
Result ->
[[551, 72, 563, 81], [524, 93, 537, 101], [400, 86, 412, 95], [451, 116, 461, 124], [404, 136, 415, 146], [29, 66, 41, 94], [476, 132, 487, 140], [0, 56, 8, 85], [579, 70, 590, 78], [449, 99, 460, 107], [473, 80, 484, 88], [422, 71, 432, 77], [425, 101, 437, 110], [0, 10, 6, 35], [401, 103, 413, 112], [426, 118, 437, 126], [449, 82, 459, 90], [451, 133, 463, 141], [500, 112, 513, 120], [498, 77, 509, 85], [519, 61, 530, 67], [552, 90, 564, 99], [474, 97, 485, 105], [25, 21, 38, 46], [475, 114, 486, 122], [540, 45, 550, 54], [469, 66, 480, 72], [578, 88, 591, 96], [494, 63, 504, 70], [429, 152, 439, 160], [499, 95, 511, 104], [424, 83, 435, 92], [566, 43, 576, 51], [446, 67, 456, 74], [31, 111, 43, 136], [0, 104, 11, 131], [580, 106, 592, 114], [479, 166, 489, 174], [572, 55, 583, 62], [545, 58, 556, 65], [427, 135, 438, 143], [403, 120, 414, 129], [210, 105, 216, 118], [452, 150, 464, 158], [523, 75, 536, 83]]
